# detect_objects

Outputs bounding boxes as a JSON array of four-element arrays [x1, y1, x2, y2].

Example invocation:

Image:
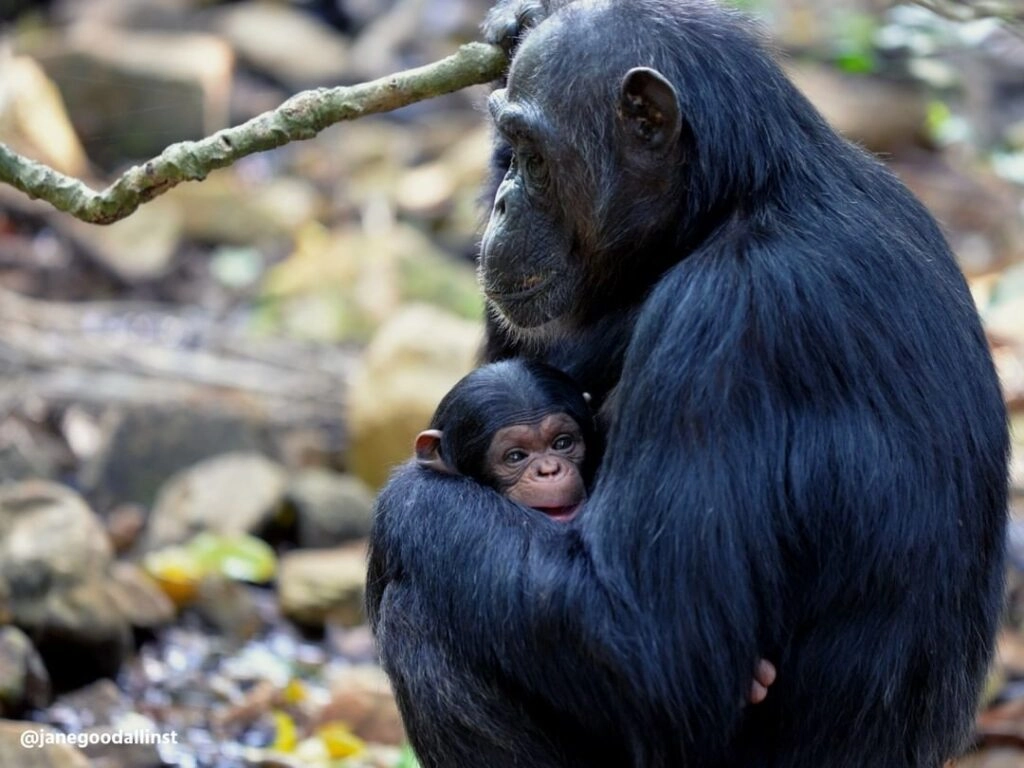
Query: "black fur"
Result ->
[[368, 1, 1009, 766]]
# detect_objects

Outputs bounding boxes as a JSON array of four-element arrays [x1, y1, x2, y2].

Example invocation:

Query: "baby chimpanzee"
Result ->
[[414, 359, 594, 522], [414, 358, 776, 703]]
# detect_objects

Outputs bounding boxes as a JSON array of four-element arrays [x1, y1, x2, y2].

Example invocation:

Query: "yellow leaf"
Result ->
[[141, 547, 203, 606], [316, 721, 365, 759], [283, 679, 307, 705], [271, 710, 299, 752]]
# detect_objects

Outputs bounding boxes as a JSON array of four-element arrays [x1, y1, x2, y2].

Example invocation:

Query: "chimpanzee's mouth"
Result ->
[[487, 274, 555, 303], [535, 504, 580, 522]]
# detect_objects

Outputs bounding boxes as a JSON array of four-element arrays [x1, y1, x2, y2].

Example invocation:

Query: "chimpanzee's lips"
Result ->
[[486, 274, 555, 302], [535, 503, 580, 522]]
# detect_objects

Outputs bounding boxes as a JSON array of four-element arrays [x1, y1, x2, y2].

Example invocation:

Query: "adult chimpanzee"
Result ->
[[415, 360, 597, 520], [366, 0, 1009, 766]]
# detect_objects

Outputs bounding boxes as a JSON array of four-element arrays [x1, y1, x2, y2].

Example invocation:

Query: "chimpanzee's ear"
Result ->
[[415, 429, 457, 475], [619, 67, 681, 151]]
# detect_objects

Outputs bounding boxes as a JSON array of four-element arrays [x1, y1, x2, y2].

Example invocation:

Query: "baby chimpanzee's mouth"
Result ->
[[535, 504, 580, 522]]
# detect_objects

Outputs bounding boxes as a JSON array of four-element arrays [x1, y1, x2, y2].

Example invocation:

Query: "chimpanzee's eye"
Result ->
[[504, 449, 528, 465], [552, 435, 574, 451], [521, 152, 548, 186]]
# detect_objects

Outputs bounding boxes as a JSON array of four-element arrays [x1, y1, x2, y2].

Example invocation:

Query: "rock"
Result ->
[[345, 0, 483, 81], [0, 481, 131, 690], [30, 580, 132, 692], [79, 406, 268, 511], [142, 453, 288, 551], [53, 678, 125, 727], [0, 721, 92, 768], [263, 222, 480, 343], [0, 481, 112, 586], [291, 119, 420, 192], [317, 666, 404, 746], [214, 2, 350, 89], [193, 576, 264, 641], [51, 0, 199, 28], [80, 721, 164, 768], [0, 52, 89, 177], [28, 23, 233, 168], [347, 304, 482, 488], [104, 504, 145, 554], [0, 581, 9, 625], [287, 469, 375, 548], [395, 162, 457, 219], [786, 62, 928, 153], [328, 624, 378, 665], [67, 197, 183, 281], [278, 545, 367, 628], [167, 174, 321, 245], [0, 417, 60, 484], [104, 563, 175, 630], [0, 627, 51, 717]]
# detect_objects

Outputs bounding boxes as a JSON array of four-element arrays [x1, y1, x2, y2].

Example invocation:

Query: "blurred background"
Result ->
[[0, 0, 1022, 766]]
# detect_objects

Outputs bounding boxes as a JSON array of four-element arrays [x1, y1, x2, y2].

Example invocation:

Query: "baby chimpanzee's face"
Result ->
[[485, 413, 586, 521]]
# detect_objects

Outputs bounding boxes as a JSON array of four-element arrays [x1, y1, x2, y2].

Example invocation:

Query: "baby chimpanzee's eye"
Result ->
[[552, 435, 574, 451], [504, 449, 528, 465]]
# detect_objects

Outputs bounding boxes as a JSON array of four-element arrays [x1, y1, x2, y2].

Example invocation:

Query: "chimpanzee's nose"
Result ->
[[536, 459, 562, 478]]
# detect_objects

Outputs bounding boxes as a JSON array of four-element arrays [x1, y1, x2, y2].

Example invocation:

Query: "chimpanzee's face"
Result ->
[[486, 412, 586, 521], [479, 16, 685, 334]]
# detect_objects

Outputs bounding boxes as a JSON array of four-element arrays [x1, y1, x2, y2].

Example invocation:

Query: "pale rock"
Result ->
[[142, 452, 288, 551], [278, 544, 367, 628], [347, 304, 482, 488]]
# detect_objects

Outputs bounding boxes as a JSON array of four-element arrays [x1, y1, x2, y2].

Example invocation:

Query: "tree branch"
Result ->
[[0, 42, 507, 225]]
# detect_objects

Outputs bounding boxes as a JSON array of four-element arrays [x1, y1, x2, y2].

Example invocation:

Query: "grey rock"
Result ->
[[277, 544, 367, 628], [29, 24, 233, 169], [288, 469, 375, 548], [347, 304, 481, 489], [80, 406, 268, 511], [0, 721, 91, 768], [0, 481, 131, 690], [0, 627, 51, 717], [214, 2, 350, 89], [143, 452, 288, 551]]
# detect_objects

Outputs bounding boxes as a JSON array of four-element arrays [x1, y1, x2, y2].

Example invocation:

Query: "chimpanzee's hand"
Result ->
[[748, 659, 777, 705], [483, 0, 548, 57]]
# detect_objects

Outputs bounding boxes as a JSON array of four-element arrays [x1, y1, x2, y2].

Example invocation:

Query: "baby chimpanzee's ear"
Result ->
[[415, 429, 458, 475]]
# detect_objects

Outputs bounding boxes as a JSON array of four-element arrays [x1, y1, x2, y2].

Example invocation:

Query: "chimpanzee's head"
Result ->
[[479, 1, 801, 334], [415, 360, 597, 520]]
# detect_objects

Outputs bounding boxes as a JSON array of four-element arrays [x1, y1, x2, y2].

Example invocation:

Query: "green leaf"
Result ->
[[185, 532, 278, 583], [835, 50, 875, 74], [396, 744, 422, 768]]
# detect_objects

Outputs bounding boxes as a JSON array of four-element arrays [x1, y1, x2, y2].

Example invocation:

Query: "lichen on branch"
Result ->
[[0, 42, 507, 225]]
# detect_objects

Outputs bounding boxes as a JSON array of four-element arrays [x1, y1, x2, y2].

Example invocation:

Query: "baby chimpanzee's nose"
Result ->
[[535, 458, 562, 478]]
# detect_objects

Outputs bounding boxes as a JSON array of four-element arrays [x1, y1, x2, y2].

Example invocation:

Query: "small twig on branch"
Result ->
[[0, 42, 507, 225]]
